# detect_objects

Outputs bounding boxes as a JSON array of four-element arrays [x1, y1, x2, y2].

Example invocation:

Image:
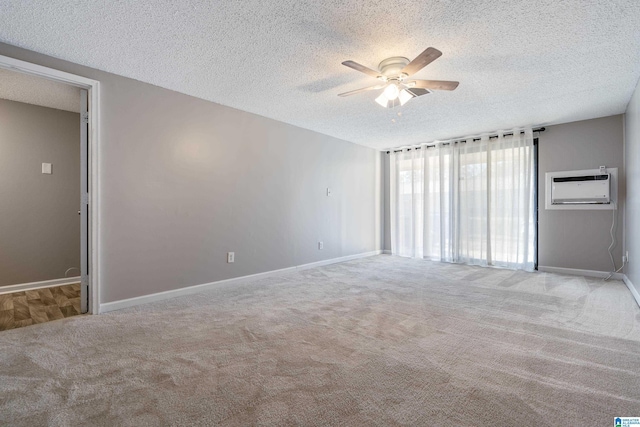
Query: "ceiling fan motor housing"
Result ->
[[378, 57, 410, 78]]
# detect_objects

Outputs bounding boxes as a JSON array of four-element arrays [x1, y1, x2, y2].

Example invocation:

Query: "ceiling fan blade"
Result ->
[[406, 88, 431, 97], [341, 60, 382, 79], [401, 47, 442, 76], [408, 79, 459, 91], [338, 83, 387, 97]]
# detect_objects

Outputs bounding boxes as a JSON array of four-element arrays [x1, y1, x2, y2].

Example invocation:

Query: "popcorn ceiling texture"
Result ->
[[0, 68, 80, 112], [0, 0, 639, 149]]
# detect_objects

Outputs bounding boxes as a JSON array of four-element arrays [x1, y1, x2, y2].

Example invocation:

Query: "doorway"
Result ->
[[0, 55, 100, 324]]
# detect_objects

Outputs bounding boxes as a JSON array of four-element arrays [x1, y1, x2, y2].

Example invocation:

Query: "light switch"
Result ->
[[326, 188, 331, 196], [42, 163, 52, 174]]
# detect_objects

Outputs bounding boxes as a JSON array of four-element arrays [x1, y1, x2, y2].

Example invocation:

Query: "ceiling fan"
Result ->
[[338, 47, 459, 108]]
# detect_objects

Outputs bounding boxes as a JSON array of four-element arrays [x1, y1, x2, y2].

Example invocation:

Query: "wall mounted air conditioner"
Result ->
[[545, 168, 617, 211], [551, 174, 610, 205]]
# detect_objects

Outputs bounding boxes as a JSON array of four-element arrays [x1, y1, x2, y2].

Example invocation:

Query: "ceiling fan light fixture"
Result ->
[[383, 83, 400, 100], [398, 89, 414, 106], [375, 92, 390, 108]]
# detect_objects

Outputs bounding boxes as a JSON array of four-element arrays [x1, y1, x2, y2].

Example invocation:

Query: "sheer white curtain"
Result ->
[[390, 129, 535, 271], [390, 149, 424, 258]]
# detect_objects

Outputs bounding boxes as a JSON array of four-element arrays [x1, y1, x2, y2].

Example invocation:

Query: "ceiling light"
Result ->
[[383, 84, 400, 100], [375, 92, 389, 108], [398, 89, 414, 106], [375, 85, 416, 108]]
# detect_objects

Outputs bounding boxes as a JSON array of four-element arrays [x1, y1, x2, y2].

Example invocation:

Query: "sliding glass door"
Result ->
[[390, 129, 536, 271]]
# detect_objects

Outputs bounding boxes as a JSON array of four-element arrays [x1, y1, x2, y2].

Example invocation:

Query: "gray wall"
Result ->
[[625, 78, 640, 295], [0, 43, 383, 304], [0, 99, 80, 286], [538, 115, 624, 272]]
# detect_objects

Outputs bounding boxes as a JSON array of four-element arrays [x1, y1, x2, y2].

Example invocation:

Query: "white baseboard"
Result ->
[[537, 266, 624, 280], [99, 250, 382, 313], [382, 250, 392, 254], [622, 275, 640, 308], [524, 266, 640, 308], [0, 276, 81, 294]]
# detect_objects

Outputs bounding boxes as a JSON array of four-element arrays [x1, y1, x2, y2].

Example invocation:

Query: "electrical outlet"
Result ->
[[318, 241, 323, 250], [227, 252, 235, 263], [625, 251, 629, 264]]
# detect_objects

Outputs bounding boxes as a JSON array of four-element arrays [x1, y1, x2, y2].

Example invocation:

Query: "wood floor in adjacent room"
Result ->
[[0, 283, 82, 331]]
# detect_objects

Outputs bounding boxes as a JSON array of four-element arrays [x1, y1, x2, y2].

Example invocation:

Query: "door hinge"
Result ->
[[82, 112, 89, 124], [81, 193, 89, 205]]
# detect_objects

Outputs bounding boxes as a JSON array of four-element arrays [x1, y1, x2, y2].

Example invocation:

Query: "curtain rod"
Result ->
[[385, 127, 545, 154]]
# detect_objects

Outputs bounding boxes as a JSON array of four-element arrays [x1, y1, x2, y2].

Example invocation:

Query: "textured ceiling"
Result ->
[[0, 67, 80, 112], [1, 1, 639, 150]]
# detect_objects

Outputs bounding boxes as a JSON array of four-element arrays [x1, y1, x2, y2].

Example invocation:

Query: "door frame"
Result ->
[[533, 137, 539, 270], [0, 54, 101, 314]]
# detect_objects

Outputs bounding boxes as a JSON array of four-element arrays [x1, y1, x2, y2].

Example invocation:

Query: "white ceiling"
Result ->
[[1, 0, 639, 150], [0, 67, 80, 113]]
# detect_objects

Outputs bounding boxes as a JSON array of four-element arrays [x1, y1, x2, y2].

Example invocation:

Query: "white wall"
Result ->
[[625, 77, 640, 295]]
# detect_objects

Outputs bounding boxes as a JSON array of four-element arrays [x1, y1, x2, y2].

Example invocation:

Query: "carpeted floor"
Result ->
[[1, 255, 639, 426]]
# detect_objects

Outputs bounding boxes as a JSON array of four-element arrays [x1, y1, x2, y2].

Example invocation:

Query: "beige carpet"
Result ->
[[1, 255, 639, 426]]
